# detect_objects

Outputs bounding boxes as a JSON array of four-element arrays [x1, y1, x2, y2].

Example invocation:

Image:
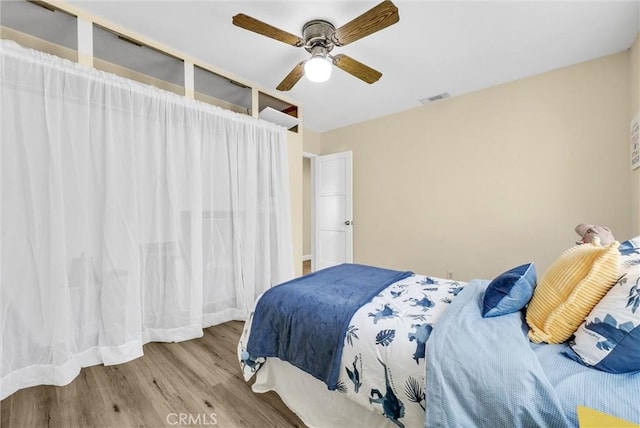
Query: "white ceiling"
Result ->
[[65, 1, 640, 133]]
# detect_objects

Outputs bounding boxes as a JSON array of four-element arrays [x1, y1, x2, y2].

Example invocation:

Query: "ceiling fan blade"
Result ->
[[276, 61, 305, 91], [232, 14, 304, 47], [332, 54, 382, 84], [332, 0, 399, 47]]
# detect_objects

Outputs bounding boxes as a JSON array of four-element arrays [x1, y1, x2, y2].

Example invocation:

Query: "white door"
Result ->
[[313, 151, 353, 270]]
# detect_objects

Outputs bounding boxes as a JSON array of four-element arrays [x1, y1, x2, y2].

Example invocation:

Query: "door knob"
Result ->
[[345, 220, 352, 226]]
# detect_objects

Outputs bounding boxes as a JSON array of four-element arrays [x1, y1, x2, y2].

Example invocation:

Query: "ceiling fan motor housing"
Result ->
[[302, 20, 336, 53]]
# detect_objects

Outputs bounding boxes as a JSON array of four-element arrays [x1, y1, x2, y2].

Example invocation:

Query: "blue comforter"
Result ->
[[245, 263, 413, 389], [425, 280, 640, 427]]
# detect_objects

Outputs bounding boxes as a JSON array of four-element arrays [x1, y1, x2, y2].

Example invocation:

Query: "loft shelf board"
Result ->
[[259, 106, 299, 130]]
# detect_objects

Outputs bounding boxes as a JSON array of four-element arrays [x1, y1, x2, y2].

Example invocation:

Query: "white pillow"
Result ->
[[566, 236, 640, 373]]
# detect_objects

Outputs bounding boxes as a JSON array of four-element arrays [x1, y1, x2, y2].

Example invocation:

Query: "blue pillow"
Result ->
[[482, 263, 537, 318]]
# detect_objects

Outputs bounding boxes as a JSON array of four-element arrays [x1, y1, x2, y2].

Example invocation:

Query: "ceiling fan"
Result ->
[[232, 1, 399, 91]]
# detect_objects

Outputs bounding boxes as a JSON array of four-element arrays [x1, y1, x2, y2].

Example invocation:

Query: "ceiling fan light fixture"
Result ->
[[233, 1, 399, 91], [304, 55, 332, 83]]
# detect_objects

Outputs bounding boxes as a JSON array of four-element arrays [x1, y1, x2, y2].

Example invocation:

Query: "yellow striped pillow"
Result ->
[[526, 242, 620, 344]]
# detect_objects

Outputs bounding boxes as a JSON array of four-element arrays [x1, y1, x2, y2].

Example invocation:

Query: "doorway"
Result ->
[[313, 151, 353, 271], [302, 151, 353, 275]]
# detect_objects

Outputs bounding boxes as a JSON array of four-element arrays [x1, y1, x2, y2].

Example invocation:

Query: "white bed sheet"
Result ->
[[252, 357, 394, 428]]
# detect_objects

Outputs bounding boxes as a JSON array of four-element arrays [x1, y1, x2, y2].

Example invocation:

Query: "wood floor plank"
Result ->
[[302, 261, 311, 275], [1, 321, 305, 428]]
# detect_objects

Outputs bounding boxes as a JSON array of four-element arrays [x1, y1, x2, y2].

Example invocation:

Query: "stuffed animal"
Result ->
[[575, 223, 615, 246]]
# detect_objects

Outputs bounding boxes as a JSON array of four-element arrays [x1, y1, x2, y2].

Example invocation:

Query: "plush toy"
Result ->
[[575, 223, 615, 246]]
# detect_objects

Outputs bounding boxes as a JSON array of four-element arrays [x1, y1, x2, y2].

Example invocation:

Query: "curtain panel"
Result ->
[[0, 40, 294, 399]]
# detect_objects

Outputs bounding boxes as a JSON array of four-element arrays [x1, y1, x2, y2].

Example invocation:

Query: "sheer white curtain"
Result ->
[[0, 40, 293, 399]]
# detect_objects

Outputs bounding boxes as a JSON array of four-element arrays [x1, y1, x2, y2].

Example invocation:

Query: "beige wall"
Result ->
[[303, 157, 312, 257], [300, 128, 323, 265], [288, 131, 303, 277], [318, 51, 632, 281], [631, 35, 640, 235], [303, 128, 322, 154]]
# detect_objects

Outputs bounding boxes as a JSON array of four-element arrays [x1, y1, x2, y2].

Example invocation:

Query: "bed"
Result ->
[[237, 260, 640, 428]]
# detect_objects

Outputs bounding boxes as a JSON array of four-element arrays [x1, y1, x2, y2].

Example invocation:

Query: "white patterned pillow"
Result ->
[[565, 236, 640, 373]]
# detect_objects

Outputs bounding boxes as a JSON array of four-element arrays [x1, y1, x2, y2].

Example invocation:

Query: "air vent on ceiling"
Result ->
[[420, 92, 450, 104]]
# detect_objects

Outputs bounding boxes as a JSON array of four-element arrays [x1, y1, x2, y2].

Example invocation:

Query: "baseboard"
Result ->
[[302, 254, 311, 261]]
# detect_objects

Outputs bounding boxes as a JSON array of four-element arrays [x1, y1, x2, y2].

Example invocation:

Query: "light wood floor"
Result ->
[[302, 260, 311, 275], [1, 321, 305, 428]]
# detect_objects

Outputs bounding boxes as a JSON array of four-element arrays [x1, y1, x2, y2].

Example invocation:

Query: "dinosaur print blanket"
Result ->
[[239, 269, 466, 428]]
